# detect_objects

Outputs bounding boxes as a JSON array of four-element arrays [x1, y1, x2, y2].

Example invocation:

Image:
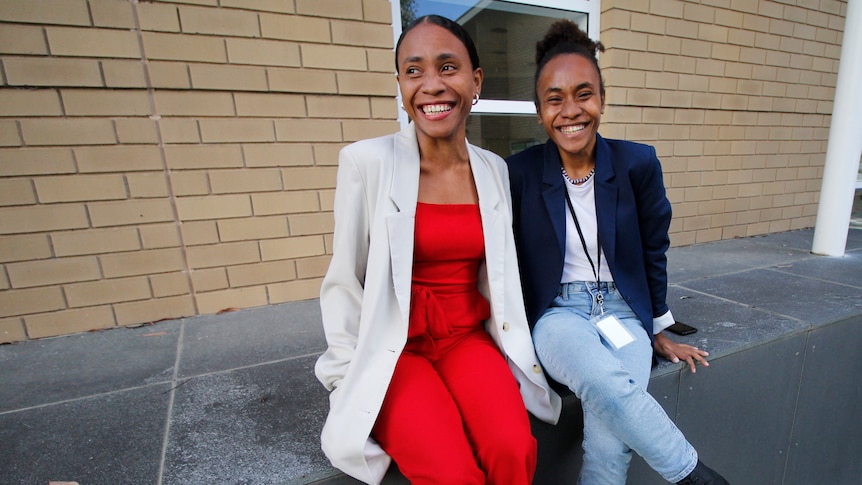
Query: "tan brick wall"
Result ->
[[0, 0, 398, 342], [0, 0, 847, 342], [600, 0, 845, 246]]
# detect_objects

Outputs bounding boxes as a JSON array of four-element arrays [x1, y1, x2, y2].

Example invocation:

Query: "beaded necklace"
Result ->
[[560, 165, 595, 185]]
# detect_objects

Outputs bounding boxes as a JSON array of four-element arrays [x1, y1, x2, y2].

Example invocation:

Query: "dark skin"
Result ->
[[536, 53, 710, 373]]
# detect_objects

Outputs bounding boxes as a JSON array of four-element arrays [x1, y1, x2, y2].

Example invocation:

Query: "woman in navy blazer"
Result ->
[[506, 20, 728, 485]]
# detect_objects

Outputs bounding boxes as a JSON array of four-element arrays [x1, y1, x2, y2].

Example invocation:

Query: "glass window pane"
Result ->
[[403, 1, 587, 102], [466, 113, 547, 158]]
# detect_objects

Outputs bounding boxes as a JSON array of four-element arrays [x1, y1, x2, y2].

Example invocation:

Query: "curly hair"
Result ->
[[534, 19, 605, 104]]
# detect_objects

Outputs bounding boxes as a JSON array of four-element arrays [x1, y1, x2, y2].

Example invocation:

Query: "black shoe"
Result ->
[[676, 460, 729, 485]]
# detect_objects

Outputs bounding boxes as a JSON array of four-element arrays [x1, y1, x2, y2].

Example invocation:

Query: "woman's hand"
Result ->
[[654, 332, 710, 373]]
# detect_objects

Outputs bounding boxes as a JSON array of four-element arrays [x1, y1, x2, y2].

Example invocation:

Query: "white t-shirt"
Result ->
[[561, 175, 614, 284]]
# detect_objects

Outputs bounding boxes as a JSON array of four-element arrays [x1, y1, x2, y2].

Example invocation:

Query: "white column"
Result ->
[[812, 0, 862, 256]]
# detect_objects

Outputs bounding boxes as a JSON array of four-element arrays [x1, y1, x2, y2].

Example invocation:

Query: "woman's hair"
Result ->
[[534, 19, 605, 104], [395, 15, 481, 72]]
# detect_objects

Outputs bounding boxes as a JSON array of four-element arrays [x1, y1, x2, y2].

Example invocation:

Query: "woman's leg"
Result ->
[[532, 283, 698, 484], [372, 351, 484, 485], [436, 331, 537, 485]]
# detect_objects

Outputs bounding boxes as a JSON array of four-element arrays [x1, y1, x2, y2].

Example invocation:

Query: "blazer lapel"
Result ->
[[387, 125, 420, 324], [541, 141, 567, 258], [594, 134, 617, 271], [469, 147, 505, 316]]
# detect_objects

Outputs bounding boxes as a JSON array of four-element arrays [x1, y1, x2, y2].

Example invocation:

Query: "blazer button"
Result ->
[[502, 322, 510, 331], [532, 364, 542, 374]]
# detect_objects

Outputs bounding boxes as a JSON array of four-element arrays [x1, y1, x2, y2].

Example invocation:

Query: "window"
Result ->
[[393, 0, 599, 156]]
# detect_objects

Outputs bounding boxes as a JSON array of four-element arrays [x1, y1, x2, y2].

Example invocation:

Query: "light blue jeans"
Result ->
[[532, 282, 698, 485]]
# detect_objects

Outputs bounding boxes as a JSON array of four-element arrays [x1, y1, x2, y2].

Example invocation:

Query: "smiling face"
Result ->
[[396, 22, 483, 146], [536, 53, 605, 167]]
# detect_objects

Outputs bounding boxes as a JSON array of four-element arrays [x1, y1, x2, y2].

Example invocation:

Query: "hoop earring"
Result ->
[[472, 93, 480, 106]]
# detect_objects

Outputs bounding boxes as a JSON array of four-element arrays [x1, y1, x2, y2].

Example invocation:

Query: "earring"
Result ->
[[472, 93, 480, 105], [400, 104, 406, 111]]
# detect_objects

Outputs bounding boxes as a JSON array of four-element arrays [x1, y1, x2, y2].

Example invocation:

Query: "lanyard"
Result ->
[[564, 188, 605, 313]]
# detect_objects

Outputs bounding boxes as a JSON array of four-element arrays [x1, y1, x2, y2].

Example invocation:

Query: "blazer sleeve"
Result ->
[[632, 145, 673, 322], [314, 147, 369, 392]]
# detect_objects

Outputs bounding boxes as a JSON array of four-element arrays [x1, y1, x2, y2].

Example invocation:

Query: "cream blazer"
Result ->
[[314, 124, 562, 484]]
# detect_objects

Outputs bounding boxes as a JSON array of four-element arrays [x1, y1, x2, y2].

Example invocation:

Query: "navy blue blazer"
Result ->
[[506, 134, 672, 343]]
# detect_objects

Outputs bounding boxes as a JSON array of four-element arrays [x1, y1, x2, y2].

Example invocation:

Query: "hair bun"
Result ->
[[535, 19, 603, 66]]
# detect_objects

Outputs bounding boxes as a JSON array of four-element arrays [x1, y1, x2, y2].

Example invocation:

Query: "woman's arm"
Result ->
[[314, 148, 370, 391]]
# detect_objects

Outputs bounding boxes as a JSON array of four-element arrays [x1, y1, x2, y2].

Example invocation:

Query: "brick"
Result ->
[[20, 118, 116, 146], [52, 227, 141, 257], [220, 0, 295, 13], [0, 234, 53, 263], [65, 276, 151, 307], [307, 95, 370, 119], [209, 169, 282, 194], [295, 254, 329, 278], [259, 13, 330, 43], [115, 118, 159, 144], [259, 235, 325, 260], [25, 306, 116, 339], [102, 60, 148, 88], [181, 221, 219, 245], [140, 223, 181, 249], [319, 189, 334, 211], [363, 0, 392, 23], [342, 119, 399, 142], [189, 64, 268, 91], [165, 144, 244, 170], [154, 91, 234, 116], [136, 2, 182, 32], [217, 215, 289, 242], [313, 143, 346, 166], [75, 145, 165, 173], [227, 259, 297, 287], [0, 286, 66, 318], [301, 44, 367, 71], [191, 267, 228, 291], [336, 71, 398, 96], [227, 38, 301, 67], [127, 172, 169, 198], [331, 20, 393, 48], [0, 89, 62, 116], [196, 286, 268, 314], [88, 199, 175, 227], [177, 194, 252, 221], [179, 6, 260, 37], [142, 32, 227, 63], [151, 271, 191, 298], [275, 119, 342, 142], [4, 57, 103, 87], [0, 317, 27, 344], [370, 97, 397, 119], [268, 67, 337, 94], [46, 27, 140, 58], [35, 174, 126, 203], [243, 143, 314, 167], [113, 295, 195, 326], [0, 24, 49, 54], [297, 0, 362, 20], [199, 119, 276, 143], [268, 277, 322, 303], [251, 191, 320, 215], [147, 61, 192, 89], [171, 171, 210, 196], [289, 212, 332, 235], [89, 0, 134, 28], [367, 48, 395, 73], [100, 248, 185, 278], [0, 0, 90, 26], [0, 204, 89, 235], [234, 93, 306, 117], [281, 167, 336, 190], [186, 240, 260, 268], [0, 179, 37, 206]]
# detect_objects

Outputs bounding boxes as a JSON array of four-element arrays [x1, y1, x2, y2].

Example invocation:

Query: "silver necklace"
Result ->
[[561, 165, 595, 185]]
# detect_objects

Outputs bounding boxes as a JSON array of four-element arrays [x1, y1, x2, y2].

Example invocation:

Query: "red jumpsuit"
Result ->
[[371, 202, 537, 484]]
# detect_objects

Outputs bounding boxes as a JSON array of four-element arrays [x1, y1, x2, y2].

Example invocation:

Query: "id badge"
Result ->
[[591, 313, 635, 350]]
